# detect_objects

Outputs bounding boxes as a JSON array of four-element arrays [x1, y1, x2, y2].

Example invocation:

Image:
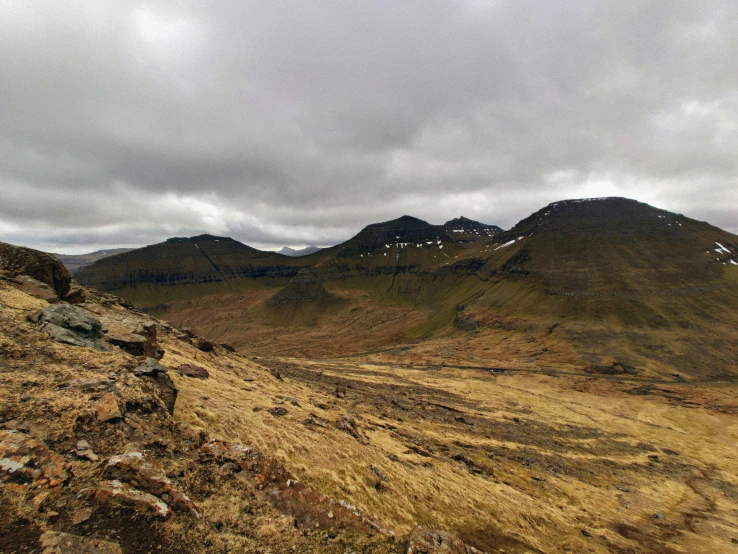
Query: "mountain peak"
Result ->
[[338, 216, 451, 257], [438, 216, 502, 241]]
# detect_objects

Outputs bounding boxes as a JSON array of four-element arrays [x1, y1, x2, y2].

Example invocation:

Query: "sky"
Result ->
[[0, 1, 736, 253]]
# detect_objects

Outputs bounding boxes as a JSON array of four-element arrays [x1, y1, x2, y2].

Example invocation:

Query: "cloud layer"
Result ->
[[1, 1, 736, 252]]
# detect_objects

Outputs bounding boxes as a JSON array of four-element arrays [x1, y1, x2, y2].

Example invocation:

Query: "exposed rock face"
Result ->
[[64, 283, 88, 304], [0, 431, 71, 493], [201, 440, 387, 535], [94, 480, 172, 519], [3, 274, 60, 303], [40, 531, 123, 554], [106, 322, 164, 359], [0, 241, 72, 299], [36, 303, 105, 348], [132, 359, 178, 415], [267, 268, 335, 305], [103, 450, 199, 518]]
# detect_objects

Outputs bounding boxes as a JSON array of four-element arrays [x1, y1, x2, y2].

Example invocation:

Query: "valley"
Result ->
[[3, 196, 738, 553]]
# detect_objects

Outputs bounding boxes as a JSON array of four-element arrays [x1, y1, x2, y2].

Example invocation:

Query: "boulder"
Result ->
[[336, 414, 369, 444], [94, 480, 171, 519], [75, 439, 99, 462], [103, 450, 199, 517], [37, 303, 104, 348], [133, 357, 168, 376], [0, 242, 72, 299], [39, 531, 123, 554], [64, 283, 88, 304], [96, 394, 123, 422], [107, 323, 163, 359], [176, 363, 209, 379], [195, 337, 215, 352]]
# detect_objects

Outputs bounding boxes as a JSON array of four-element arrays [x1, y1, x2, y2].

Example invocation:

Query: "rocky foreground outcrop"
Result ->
[[0, 252, 485, 553], [0, 241, 73, 300]]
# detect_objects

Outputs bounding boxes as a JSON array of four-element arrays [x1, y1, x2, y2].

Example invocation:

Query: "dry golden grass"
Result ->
[[159, 324, 738, 553], [4, 278, 738, 553]]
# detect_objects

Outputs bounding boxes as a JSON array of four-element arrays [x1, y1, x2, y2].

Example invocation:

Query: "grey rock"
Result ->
[[37, 303, 104, 348], [133, 357, 168, 376]]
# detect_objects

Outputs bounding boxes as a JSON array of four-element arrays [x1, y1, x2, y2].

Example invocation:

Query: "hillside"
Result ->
[[75, 198, 738, 380], [76, 235, 339, 308], [3, 242, 738, 553]]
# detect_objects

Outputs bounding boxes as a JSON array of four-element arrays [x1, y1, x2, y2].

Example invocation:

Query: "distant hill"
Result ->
[[279, 245, 323, 257], [51, 247, 134, 275]]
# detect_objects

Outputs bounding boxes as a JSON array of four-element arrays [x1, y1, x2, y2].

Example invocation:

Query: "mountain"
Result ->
[[75, 198, 738, 378], [335, 215, 455, 258], [51, 248, 135, 275], [279, 245, 323, 256], [437, 216, 502, 241], [76, 234, 339, 307]]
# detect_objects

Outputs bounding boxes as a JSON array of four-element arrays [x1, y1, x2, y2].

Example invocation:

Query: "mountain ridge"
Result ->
[[74, 197, 738, 379]]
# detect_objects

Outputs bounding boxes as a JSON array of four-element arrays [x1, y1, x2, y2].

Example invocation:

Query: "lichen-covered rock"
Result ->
[[37, 303, 105, 348], [103, 450, 199, 518], [94, 480, 172, 519], [133, 357, 169, 376], [146, 372, 178, 416], [0, 241, 72, 299], [128, 358, 178, 415], [0, 431, 71, 492]]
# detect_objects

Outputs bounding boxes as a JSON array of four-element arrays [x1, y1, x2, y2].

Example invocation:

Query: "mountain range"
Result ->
[[75, 197, 738, 380]]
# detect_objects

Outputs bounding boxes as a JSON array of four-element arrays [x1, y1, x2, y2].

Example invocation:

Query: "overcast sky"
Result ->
[[1, 1, 736, 253]]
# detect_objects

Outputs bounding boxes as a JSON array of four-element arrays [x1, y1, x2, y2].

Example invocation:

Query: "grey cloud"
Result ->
[[0, 0, 736, 253]]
